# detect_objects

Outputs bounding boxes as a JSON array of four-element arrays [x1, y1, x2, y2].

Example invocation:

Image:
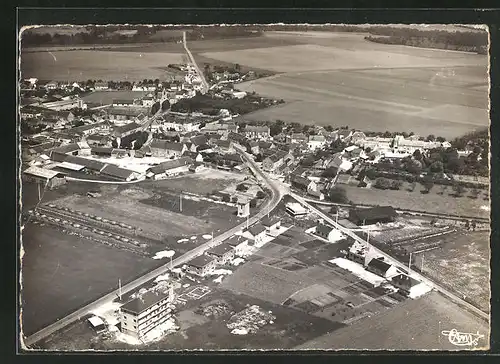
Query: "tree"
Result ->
[[452, 183, 465, 197], [328, 187, 349, 204], [249, 199, 257, 208], [161, 100, 171, 111], [256, 190, 265, 199], [236, 183, 248, 192], [413, 149, 422, 160], [430, 160, 444, 173], [322, 167, 338, 178], [426, 134, 436, 142], [365, 147, 372, 154], [112, 139, 118, 148], [436, 136, 446, 143], [255, 154, 263, 163], [329, 205, 339, 214], [390, 180, 403, 190], [374, 178, 392, 190], [422, 177, 434, 193]]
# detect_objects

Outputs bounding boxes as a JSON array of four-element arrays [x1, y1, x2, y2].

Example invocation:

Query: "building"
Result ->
[[22, 166, 66, 189], [315, 222, 343, 243], [100, 164, 139, 182], [262, 150, 291, 173], [290, 173, 311, 192], [366, 257, 398, 279], [113, 99, 136, 107], [189, 162, 205, 173], [226, 236, 249, 256], [285, 202, 308, 217], [146, 157, 193, 180], [206, 243, 235, 264], [243, 125, 270, 140], [247, 223, 267, 245], [86, 134, 112, 147], [141, 96, 155, 107], [41, 98, 86, 111], [307, 135, 327, 151], [348, 206, 398, 226], [184, 255, 217, 277], [107, 107, 149, 122], [149, 140, 187, 158], [120, 290, 174, 339], [286, 133, 308, 144], [113, 122, 144, 140], [261, 216, 281, 234], [94, 81, 109, 91], [44, 81, 59, 90], [391, 274, 426, 296], [237, 199, 250, 218], [307, 181, 325, 200], [212, 139, 234, 154]]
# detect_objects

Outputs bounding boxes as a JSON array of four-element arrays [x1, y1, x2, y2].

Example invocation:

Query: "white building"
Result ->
[[307, 135, 327, 151], [120, 290, 175, 339]]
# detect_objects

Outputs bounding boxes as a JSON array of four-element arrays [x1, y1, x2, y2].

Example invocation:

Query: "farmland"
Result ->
[[20, 223, 161, 336], [296, 291, 489, 350], [81, 90, 148, 105], [21, 50, 185, 81], [417, 230, 490, 313], [224, 32, 489, 139], [339, 183, 490, 218]]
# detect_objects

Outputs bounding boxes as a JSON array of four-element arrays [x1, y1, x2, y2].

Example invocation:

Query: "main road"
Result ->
[[182, 31, 209, 94], [289, 192, 489, 322], [23, 146, 283, 348]]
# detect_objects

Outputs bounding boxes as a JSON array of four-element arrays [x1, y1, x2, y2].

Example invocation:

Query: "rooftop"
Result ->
[[186, 255, 216, 269], [100, 164, 136, 180], [367, 257, 392, 273], [207, 243, 234, 257], [150, 140, 185, 152], [248, 223, 266, 236], [350, 206, 398, 222], [120, 290, 170, 315], [23, 166, 64, 180]]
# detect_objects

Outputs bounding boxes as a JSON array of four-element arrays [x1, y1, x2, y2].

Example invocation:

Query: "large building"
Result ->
[[120, 290, 174, 339], [149, 140, 187, 158], [243, 125, 270, 140], [22, 166, 66, 189], [348, 206, 397, 226]]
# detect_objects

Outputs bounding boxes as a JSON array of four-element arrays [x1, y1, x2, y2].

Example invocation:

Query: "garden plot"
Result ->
[[227, 305, 276, 335]]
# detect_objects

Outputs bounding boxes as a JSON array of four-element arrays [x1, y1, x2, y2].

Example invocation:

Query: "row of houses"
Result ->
[[184, 218, 282, 277]]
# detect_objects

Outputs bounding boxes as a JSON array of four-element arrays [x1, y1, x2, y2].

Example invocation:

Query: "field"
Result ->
[[226, 32, 489, 139], [21, 50, 185, 81], [417, 230, 490, 313], [340, 183, 490, 218], [20, 223, 161, 336], [296, 291, 490, 350], [82, 90, 148, 105]]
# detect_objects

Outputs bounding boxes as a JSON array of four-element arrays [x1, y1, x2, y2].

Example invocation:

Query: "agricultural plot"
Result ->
[[146, 168, 246, 195], [21, 50, 184, 81], [295, 291, 489, 350], [21, 223, 161, 336], [82, 90, 147, 105], [418, 230, 490, 313], [340, 184, 489, 218]]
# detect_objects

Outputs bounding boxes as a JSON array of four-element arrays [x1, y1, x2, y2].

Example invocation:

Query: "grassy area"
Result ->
[[296, 291, 490, 350], [21, 50, 184, 81], [419, 230, 490, 313], [20, 223, 161, 336], [340, 183, 489, 218]]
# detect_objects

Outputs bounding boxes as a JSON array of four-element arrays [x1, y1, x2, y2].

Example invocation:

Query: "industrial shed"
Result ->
[[22, 166, 66, 189]]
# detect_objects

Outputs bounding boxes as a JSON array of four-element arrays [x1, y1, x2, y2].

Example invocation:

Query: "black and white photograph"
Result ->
[[18, 22, 491, 351]]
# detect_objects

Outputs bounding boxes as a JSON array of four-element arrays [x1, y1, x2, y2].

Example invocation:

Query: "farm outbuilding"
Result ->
[[348, 206, 397, 226], [366, 257, 398, 279], [22, 166, 66, 189], [206, 243, 235, 265]]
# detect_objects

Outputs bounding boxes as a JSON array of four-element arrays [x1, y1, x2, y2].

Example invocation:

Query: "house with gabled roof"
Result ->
[[206, 243, 235, 264], [366, 257, 398, 279], [149, 140, 187, 158]]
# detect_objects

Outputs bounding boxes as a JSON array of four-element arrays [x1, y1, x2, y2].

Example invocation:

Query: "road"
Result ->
[[290, 192, 489, 322], [182, 31, 209, 94], [23, 147, 283, 348]]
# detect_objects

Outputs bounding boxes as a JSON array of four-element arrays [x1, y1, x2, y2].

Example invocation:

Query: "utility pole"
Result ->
[[180, 193, 182, 213], [37, 182, 41, 202], [408, 252, 412, 276], [118, 278, 122, 301], [421, 253, 424, 272]]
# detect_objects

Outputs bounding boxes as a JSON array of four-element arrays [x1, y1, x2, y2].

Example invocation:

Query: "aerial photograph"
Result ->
[[18, 24, 490, 351]]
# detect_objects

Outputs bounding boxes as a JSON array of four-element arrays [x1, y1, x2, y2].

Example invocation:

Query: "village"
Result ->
[[21, 55, 490, 349]]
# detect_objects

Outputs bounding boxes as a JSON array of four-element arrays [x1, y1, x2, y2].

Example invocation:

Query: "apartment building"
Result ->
[[120, 290, 174, 339]]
